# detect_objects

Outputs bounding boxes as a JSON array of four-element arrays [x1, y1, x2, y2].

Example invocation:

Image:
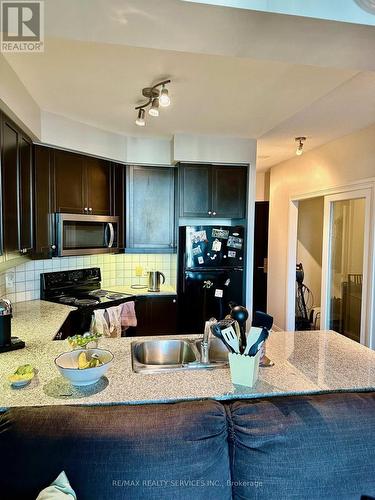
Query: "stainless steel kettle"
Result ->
[[148, 271, 166, 292]]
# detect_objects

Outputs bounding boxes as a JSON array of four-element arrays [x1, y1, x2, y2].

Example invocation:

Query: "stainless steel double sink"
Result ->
[[131, 338, 229, 373]]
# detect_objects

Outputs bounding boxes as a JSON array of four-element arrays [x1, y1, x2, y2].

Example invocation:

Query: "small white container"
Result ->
[[228, 350, 261, 387]]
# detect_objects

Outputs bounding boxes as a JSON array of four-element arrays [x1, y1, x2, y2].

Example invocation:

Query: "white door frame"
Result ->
[[286, 179, 375, 346], [321, 188, 372, 345]]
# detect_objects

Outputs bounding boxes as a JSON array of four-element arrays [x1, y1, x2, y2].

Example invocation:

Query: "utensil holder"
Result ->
[[228, 350, 261, 387]]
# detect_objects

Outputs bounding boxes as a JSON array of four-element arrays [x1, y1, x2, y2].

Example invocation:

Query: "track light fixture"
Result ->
[[135, 79, 171, 126], [295, 137, 306, 156], [135, 108, 145, 127]]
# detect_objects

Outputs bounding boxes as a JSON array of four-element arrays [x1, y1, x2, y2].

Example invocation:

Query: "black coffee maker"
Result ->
[[0, 298, 25, 353]]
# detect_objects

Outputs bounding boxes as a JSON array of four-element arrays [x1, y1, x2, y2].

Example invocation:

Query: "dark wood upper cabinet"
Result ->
[[53, 150, 85, 214], [53, 149, 112, 215], [85, 156, 112, 215], [0, 113, 33, 254], [19, 137, 33, 251], [33, 145, 55, 258], [126, 166, 176, 251], [179, 163, 247, 219], [179, 164, 212, 218], [1, 119, 19, 252], [212, 166, 247, 219]]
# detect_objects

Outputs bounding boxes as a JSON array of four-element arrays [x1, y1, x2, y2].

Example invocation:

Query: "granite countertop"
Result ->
[[1, 301, 375, 409], [109, 284, 176, 297]]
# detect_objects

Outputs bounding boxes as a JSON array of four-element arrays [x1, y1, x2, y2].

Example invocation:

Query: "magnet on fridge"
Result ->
[[239, 257, 243, 261], [227, 236, 243, 249], [190, 230, 207, 244], [198, 256, 204, 264], [192, 245, 201, 256], [210, 254, 217, 260], [223, 255, 227, 259], [214, 289, 223, 298], [228, 250, 236, 258], [224, 278, 231, 286], [212, 228, 229, 239], [212, 239, 222, 252]]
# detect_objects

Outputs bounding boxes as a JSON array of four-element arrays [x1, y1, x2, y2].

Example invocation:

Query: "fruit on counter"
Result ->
[[77, 352, 103, 370], [8, 364, 35, 383], [67, 332, 102, 349]]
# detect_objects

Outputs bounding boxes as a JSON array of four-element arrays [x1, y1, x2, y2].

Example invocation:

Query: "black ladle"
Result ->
[[230, 305, 248, 354]]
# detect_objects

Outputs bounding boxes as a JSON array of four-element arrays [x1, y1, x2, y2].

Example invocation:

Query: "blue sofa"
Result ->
[[1, 392, 375, 499]]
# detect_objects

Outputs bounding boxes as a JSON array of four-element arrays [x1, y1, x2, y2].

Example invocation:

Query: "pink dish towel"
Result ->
[[121, 301, 137, 329]]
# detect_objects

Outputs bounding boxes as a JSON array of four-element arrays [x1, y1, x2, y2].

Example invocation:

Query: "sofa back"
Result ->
[[1, 392, 375, 499], [0, 400, 231, 500]]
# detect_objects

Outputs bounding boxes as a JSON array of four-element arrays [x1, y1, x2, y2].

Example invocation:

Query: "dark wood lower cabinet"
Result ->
[[127, 296, 178, 336]]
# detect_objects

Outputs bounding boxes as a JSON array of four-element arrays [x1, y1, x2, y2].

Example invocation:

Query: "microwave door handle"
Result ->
[[107, 223, 115, 248]]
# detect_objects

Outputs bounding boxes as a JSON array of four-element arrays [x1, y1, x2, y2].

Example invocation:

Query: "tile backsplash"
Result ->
[[0, 253, 177, 303]]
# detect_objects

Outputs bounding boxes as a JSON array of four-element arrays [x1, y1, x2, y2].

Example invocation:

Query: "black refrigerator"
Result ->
[[178, 225, 245, 333]]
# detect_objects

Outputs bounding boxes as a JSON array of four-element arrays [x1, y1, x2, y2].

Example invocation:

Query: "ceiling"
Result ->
[[4, 0, 375, 170]]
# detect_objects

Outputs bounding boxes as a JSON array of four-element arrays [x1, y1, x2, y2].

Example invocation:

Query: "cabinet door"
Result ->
[[212, 166, 247, 219], [112, 163, 125, 249], [54, 150, 85, 213], [131, 296, 177, 336], [34, 145, 55, 258], [149, 296, 177, 334], [1, 119, 19, 252], [127, 166, 175, 250], [179, 164, 212, 218], [85, 157, 112, 215], [19, 137, 33, 252]]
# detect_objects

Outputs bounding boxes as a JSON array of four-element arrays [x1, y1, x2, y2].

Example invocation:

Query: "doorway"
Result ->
[[286, 185, 374, 346], [253, 201, 269, 314], [321, 189, 372, 344]]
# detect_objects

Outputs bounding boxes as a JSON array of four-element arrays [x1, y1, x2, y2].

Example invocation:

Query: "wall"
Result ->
[[296, 197, 324, 307], [0, 254, 177, 303], [0, 55, 41, 139], [268, 123, 375, 329], [173, 133, 256, 165], [41, 112, 173, 165], [256, 171, 270, 201]]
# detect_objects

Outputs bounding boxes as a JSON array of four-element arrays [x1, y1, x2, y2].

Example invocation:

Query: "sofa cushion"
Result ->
[[0, 400, 231, 500], [228, 392, 375, 499]]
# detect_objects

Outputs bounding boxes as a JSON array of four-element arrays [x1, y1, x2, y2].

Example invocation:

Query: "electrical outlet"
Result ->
[[135, 265, 143, 277], [5, 271, 15, 288]]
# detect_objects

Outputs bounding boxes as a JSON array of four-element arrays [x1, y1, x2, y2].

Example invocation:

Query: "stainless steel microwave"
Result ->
[[56, 213, 119, 256]]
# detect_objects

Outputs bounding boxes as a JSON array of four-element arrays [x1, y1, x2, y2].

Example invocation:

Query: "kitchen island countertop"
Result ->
[[1, 299, 375, 409]]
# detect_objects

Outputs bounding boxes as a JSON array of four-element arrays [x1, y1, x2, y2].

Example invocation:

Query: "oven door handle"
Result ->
[[106, 223, 115, 248]]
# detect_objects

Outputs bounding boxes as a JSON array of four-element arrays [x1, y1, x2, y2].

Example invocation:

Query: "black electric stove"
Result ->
[[41, 267, 134, 339]]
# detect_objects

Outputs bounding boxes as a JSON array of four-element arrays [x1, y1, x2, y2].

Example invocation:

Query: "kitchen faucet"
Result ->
[[201, 318, 217, 364]]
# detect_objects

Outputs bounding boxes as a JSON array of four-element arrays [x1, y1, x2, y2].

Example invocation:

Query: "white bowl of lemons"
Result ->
[[55, 348, 113, 386]]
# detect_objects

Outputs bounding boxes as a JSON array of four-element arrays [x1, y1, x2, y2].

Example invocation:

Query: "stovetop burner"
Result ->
[[59, 296, 77, 305], [74, 298, 100, 307], [89, 289, 108, 298], [106, 292, 127, 300]]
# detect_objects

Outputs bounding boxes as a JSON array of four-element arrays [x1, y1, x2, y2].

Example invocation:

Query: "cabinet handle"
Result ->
[[173, 299, 176, 303], [88, 207, 93, 212], [84, 207, 88, 213], [212, 211, 217, 216], [51, 245, 56, 250], [208, 211, 212, 215]]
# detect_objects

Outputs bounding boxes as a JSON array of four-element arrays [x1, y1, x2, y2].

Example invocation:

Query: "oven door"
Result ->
[[56, 214, 119, 256]]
